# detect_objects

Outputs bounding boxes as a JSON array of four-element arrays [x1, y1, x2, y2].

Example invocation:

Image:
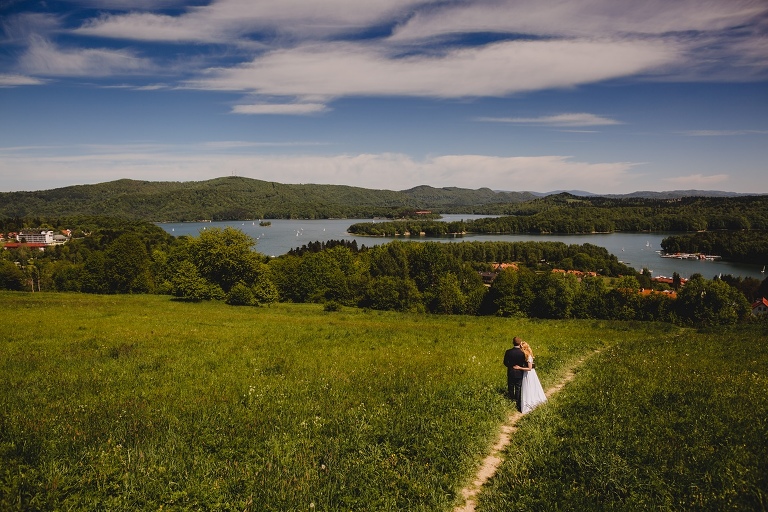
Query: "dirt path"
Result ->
[[453, 352, 598, 512]]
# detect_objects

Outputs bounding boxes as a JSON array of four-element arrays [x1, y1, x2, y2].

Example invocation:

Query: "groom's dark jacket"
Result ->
[[504, 346, 527, 380]]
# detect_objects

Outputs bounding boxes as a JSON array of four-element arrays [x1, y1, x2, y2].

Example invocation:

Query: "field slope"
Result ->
[[1, 293, 766, 511]]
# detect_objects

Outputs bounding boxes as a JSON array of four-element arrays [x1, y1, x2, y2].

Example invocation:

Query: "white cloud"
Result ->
[[232, 103, 329, 115], [75, 0, 423, 43], [193, 0, 419, 35], [421, 155, 636, 192], [190, 38, 678, 98], [19, 36, 152, 76], [1, 13, 61, 43], [74, 0, 188, 8], [73, 0, 768, 46], [477, 113, 622, 127], [0, 74, 45, 87], [75, 12, 229, 43], [49, 0, 768, 90], [388, 1, 768, 83], [0, 144, 639, 194], [201, 141, 326, 149], [391, 0, 768, 40], [134, 84, 170, 91]]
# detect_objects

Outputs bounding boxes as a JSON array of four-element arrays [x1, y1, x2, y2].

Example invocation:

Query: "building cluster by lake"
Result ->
[[1, 229, 71, 251], [659, 252, 722, 261]]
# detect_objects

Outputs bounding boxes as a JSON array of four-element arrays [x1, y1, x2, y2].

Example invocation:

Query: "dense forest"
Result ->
[[661, 231, 768, 265], [2, 217, 766, 327], [349, 194, 768, 236], [0, 177, 535, 221], [1, 176, 764, 223]]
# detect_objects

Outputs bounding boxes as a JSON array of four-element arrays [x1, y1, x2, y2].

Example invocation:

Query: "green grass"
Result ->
[[476, 323, 768, 511], [1, 292, 765, 511]]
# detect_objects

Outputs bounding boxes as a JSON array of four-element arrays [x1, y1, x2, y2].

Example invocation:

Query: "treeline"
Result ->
[[349, 194, 768, 236], [2, 218, 765, 327], [661, 231, 768, 264], [3, 176, 765, 225]]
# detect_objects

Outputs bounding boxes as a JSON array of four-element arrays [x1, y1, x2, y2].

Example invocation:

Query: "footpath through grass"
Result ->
[[2, 292, 765, 510], [476, 323, 768, 511], [1, 292, 605, 511]]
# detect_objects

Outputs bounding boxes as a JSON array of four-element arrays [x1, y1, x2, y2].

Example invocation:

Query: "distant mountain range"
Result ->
[[0, 176, 763, 222], [528, 190, 760, 199]]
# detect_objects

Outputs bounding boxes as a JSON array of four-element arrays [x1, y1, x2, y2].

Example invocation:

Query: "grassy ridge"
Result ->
[[478, 323, 768, 511], [1, 293, 766, 510], [0, 293, 601, 511]]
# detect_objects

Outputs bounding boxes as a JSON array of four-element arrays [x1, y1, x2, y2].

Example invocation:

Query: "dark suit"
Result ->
[[504, 346, 527, 412]]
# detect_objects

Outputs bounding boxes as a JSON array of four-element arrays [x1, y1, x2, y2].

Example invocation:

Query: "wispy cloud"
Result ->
[[391, 0, 767, 40], [477, 113, 622, 127], [189, 39, 677, 99], [0, 144, 640, 193], [19, 36, 152, 76], [232, 103, 329, 115], [8, 0, 767, 93], [75, 12, 230, 43], [0, 74, 45, 87], [679, 129, 768, 136], [75, 0, 422, 43]]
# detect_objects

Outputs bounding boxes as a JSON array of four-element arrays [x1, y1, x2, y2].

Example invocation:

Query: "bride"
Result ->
[[517, 341, 547, 414]]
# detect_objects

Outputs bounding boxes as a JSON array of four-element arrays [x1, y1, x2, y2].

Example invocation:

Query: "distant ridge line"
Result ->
[[1, 176, 764, 222], [517, 189, 762, 199]]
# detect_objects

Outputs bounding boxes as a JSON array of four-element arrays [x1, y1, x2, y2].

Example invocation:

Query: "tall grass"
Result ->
[[3, 293, 764, 510], [1, 292, 605, 511], [477, 323, 768, 511]]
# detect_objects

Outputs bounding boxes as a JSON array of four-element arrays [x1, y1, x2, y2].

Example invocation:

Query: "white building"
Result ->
[[17, 230, 55, 245]]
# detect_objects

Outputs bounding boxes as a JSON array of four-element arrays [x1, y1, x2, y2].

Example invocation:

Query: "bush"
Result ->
[[323, 300, 342, 312], [0, 260, 26, 291], [226, 282, 254, 306]]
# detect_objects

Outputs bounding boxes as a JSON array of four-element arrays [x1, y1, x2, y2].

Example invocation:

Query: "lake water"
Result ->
[[158, 215, 767, 280]]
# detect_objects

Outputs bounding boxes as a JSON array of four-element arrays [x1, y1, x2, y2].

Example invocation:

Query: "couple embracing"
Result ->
[[504, 336, 547, 414]]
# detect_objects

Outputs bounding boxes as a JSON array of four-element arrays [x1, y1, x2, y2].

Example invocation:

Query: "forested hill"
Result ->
[[1, 176, 765, 223], [349, 193, 768, 236], [0, 177, 535, 221]]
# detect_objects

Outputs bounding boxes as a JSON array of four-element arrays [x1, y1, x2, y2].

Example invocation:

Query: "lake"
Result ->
[[158, 215, 767, 280]]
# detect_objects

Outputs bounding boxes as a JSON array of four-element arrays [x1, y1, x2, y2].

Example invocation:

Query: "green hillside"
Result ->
[[0, 177, 535, 222], [1, 293, 765, 510]]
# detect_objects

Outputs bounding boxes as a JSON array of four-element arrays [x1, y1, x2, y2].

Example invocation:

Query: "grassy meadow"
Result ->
[[1, 292, 766, 510], [477, 323, 768, 511]]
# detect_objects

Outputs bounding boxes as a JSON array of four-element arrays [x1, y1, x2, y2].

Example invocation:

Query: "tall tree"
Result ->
[[188, 227, 258, 293], [104, 233, 151, 293]]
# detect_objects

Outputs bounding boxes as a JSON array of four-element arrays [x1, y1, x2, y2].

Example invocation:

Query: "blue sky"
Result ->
[[1, 0, 767, 194]]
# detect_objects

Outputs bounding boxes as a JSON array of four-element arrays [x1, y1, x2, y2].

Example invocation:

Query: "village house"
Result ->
[[479, 262, 520, 285], [640, 288, 678, 299], [651, 275, 688, 286], [551, 268, 598, 280], [751, 297, 768, 317]]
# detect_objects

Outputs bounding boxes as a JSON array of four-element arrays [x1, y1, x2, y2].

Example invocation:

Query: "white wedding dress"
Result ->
[[521, 356, 547, 414]]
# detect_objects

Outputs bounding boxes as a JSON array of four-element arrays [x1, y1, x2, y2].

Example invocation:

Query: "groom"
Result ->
[[504, 336, 527, 412]]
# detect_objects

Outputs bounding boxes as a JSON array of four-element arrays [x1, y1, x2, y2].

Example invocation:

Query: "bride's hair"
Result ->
[[520, 341, 533, 359]]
